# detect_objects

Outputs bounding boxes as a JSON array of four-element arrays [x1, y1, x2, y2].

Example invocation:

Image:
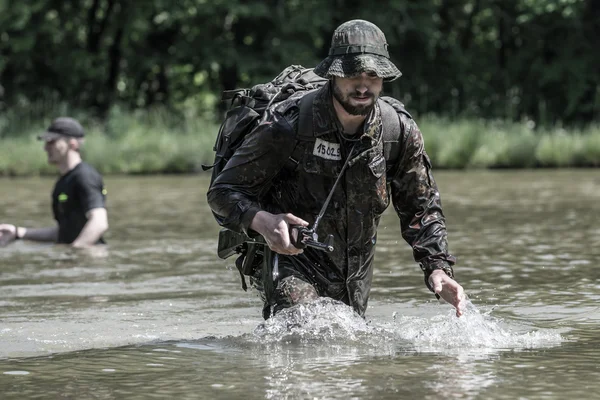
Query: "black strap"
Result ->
[[262, 248, 277, 318], [284, 90, 318, 171], [14, 225, 21, 240], [379, 99, 402, 170], [297, 90, 318, 140], [312, 142, 357, 232], [234, 255, 248, 291], [329, 44, 389, 58]]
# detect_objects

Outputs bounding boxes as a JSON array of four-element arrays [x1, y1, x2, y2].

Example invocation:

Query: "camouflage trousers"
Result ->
[[250, 253, 320, 319]]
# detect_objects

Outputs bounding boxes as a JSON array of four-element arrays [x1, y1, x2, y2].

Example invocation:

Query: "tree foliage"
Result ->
[[0, 0, 598, 126]]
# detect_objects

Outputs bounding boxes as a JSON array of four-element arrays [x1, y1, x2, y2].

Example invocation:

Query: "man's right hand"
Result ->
[[429, 269, 466, 317], [0, 224, 17, 246], [250, 211, 309, 255]]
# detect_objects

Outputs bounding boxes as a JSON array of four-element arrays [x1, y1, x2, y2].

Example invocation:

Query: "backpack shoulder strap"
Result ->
[[285, 89, 318, 170], [284, 92, 410, 171], [297, 89, 318, 140], [379, 97, 412, 171]]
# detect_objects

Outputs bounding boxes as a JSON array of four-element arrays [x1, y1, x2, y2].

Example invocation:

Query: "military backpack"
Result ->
[[203, 65, 328, 224]]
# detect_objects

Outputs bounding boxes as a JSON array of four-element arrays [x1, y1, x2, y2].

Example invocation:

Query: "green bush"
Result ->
[[535, 130, 584, 168], [1, 110, 599, 176], [0, 107, 218, 176]]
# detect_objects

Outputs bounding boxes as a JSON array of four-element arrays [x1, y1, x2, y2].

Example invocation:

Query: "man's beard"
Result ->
[[332, 84, 377, 116]]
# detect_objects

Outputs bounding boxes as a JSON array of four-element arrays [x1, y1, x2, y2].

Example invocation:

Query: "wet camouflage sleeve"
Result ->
[[206, 110, 297, 234], [389, 116, 456, 290]]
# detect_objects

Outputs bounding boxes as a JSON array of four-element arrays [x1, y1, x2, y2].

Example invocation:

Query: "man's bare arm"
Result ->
[[71, 208, 109, 248]]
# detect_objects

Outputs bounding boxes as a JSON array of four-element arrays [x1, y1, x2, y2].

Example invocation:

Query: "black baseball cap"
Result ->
[[38, 117, 85, 141]]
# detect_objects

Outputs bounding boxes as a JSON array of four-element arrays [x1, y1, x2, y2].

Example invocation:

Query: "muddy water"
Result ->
[[1, 171, 599, 399]]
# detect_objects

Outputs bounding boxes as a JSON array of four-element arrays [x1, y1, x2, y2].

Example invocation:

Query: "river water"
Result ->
[[1, 171, 599, 399]]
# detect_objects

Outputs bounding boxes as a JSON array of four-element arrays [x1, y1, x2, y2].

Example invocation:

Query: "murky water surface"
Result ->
[[1, 171, 599, 399]]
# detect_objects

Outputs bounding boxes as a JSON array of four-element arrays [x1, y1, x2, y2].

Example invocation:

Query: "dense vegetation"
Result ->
[[1, 113, 598, 176], [1, 0, 598, 174]]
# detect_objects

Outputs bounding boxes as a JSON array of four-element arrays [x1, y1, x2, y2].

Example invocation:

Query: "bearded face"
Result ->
[[332, 72, 383, 116]]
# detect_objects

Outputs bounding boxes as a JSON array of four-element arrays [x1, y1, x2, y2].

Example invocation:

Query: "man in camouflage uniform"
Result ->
[[207, 19, 466, 319]]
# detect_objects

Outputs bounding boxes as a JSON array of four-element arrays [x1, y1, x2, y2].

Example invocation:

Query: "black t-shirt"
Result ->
[[51, 162, 107, 244]]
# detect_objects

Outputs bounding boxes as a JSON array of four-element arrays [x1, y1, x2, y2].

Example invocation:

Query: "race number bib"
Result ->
[[313, 138, 342, 161]]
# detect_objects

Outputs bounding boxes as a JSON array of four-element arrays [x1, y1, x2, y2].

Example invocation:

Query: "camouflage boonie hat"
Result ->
[[314, 19, 402, 82]]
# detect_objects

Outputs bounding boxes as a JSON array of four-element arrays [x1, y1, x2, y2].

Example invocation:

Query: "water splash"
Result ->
[[388, 300, 564, 353], [251, 298, 380, 343], [248, 298, 564, 353]]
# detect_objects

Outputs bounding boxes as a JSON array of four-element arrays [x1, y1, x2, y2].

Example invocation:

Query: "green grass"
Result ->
[[421, 117, 600, 169], [0, 107, 219, 176], [0, 137, 56, 176], [1, 107, 599, 176], [83, 122, 216, 174]]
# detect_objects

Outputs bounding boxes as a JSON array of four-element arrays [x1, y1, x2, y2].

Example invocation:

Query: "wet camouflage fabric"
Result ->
[[314, 19, 401, 82], [248, 256, 320, 318], [207, 83, 455, 317]]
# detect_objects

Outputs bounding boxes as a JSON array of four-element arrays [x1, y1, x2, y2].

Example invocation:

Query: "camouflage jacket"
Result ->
[[207, 83, 456, 316]]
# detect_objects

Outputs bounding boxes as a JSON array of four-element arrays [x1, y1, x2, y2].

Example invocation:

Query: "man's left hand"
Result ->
[[429, 269, 466, 317]]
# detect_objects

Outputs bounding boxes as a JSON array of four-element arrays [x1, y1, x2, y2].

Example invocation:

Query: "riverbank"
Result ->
[[1, 113, 599, 176], [0, 109, 219, 176]]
